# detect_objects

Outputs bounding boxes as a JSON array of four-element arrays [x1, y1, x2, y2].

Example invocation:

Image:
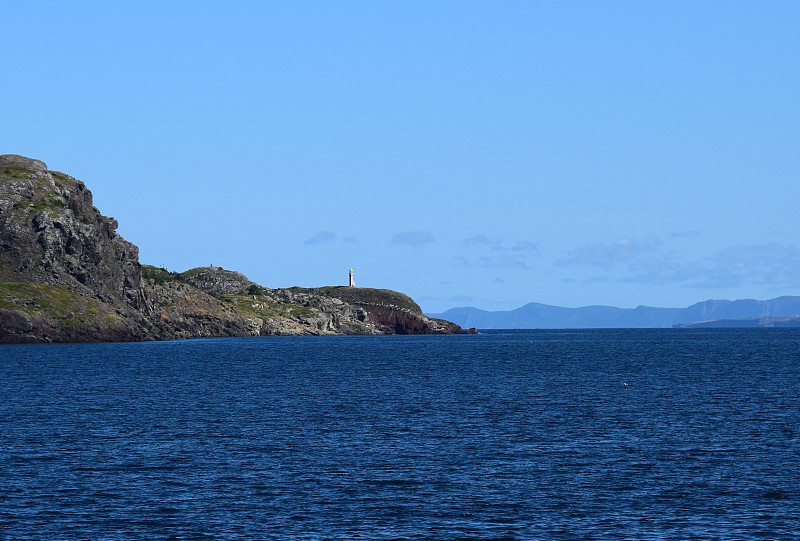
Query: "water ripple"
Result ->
[[1, 329, 799, 539]]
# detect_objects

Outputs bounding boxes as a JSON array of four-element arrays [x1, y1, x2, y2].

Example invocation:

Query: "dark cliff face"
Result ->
[[357, 303, 471, 334], [0, 155, 145, 310], [1, 155, 473, 342]]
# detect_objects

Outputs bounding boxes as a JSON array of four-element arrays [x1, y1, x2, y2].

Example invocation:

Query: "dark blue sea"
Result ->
[[1, 329, 799, 540]]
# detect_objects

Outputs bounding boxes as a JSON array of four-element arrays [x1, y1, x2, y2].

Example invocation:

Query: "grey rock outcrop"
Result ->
[[0, 155, 47, 172], [180, 266, 261, 296]]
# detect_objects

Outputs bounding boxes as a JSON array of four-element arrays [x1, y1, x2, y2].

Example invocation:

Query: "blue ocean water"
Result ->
[[1, 329, 799, 540]]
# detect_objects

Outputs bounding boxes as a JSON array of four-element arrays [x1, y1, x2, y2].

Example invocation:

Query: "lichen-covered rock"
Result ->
[[144, 280, 260, 339], [0, 155, 47, 172], [179, 266, 260, 296]]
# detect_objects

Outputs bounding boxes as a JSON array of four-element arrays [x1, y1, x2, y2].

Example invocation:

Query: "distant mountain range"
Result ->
[[428, 296, 800, 329]]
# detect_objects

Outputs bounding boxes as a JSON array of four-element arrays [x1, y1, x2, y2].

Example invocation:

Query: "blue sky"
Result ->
[[4, 1, 799, 312]]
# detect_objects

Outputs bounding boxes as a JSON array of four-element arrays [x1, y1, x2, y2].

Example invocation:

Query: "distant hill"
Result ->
[[429, 297, 800, 329], [674, 316, 800, 328]]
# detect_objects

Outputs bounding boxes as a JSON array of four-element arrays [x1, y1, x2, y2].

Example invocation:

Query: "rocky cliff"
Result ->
[[0, 155, 475, 342]]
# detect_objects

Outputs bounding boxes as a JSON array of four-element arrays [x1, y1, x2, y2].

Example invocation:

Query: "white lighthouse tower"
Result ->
[[349, 268, 355, 287]]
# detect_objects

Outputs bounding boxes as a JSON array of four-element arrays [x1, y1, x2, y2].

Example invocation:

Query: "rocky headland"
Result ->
[[0, 155, 475, 343]]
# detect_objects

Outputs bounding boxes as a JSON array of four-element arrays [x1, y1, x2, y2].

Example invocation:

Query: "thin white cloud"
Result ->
[[478, 255, 528, 269], [418, 294, 476, 303], [703, 243, 800, 287], [303, 231, 337, 245], [459, 236, 540, 268], [511, 240, 541, 255], [555, 236, 663, 267], [391, 230, 435, 246], [560, 237, 800, 289], [620, 257, 703, 285], [670, 230, 702, 239], [448, 294, 476, 303], [464, 235, 495, 246], [620, 244, 800, 288]]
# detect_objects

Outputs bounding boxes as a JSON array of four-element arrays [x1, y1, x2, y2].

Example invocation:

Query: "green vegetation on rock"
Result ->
[[1, 164, 36, 180], [12, 196, 67, 216], [179, 267, 211, 278], [220, 294, 315, 320], [141, 265, 185, 285], [307, 286, 422, 314], [0, 281, 124, 329]]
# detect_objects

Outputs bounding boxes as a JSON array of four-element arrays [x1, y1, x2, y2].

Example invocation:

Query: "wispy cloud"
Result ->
[[620, 244, 800, 288], [478, 255, 528, 269], [670, 230, 702, 239], [511, 240, 541, 255], [418, 294, 476, 303], [448, 294, 477, 303], [557, 236, 704, 286], [464, 235, 495, 247], [620, 258, 703, 285], [303, 231, 337, 245], [558, 236, 800, 289], [459, 235, 540, 268], [700, 243, 800, 288], [555, 236, 663, 267], [391, 230, 435, 246]]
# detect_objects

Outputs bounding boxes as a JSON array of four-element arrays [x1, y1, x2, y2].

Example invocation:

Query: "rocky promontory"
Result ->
[[0, 155, 475, 343]]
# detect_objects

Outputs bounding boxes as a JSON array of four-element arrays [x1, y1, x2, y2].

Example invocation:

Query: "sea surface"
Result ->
[[1, 329, 799, 540]]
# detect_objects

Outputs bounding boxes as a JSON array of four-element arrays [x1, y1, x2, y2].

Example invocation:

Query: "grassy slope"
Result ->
[[0, 281, 125, 329], [301, 286, 422, 314]]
